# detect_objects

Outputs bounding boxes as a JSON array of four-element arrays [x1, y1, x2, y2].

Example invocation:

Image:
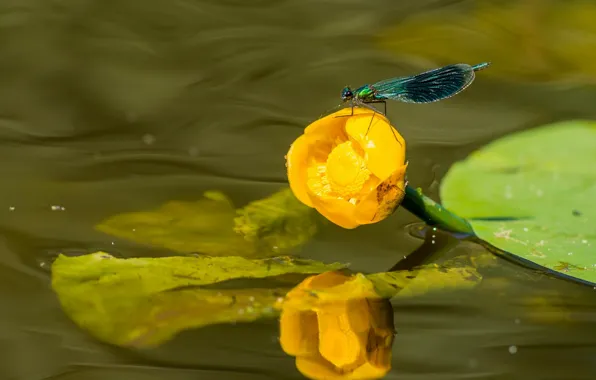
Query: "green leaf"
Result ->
[[51, 252, 345, 347], [51, 251, 483, 348], [440, 120, 596, 285], [96, 188, 317, 257]]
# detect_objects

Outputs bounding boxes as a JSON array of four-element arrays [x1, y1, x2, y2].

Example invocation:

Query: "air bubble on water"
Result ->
[[142, 134, 156, 145], [431, 240, 435, 244], [111, 242, 115, 246], [508, 345, 518, 354], [276, 297, 284, 303], [8, 206, 14, 211], [126, 112, 138, 123], [582, 239, 588, 244], [249, 296, 255, 302], [188, 146, 200, 156], [523, 228, 528, 232], [432, 227, 437, 231], [132, 228, 136, 232], [51, 205, 65, 211], [39, 262, 45, 268], [568, 252, 573, 256], [504, 185, 513, 199]]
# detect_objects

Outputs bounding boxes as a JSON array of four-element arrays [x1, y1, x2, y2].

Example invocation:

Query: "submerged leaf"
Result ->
[[51, 252, 345, 347], [441, 120, 596, 285], [234, 187, 318, 251], [96, 191, 254, 256], [96, 188, 317, 257]]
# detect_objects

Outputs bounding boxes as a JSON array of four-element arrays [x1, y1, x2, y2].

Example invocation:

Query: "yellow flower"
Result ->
[[279, 271, 395, 380], [285, 107, 407, 229]]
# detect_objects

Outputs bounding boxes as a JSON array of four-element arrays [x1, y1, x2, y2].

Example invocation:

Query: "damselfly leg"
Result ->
[[362, 102, 402, 147]]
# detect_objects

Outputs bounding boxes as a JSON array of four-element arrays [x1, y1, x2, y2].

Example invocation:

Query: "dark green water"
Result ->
[[2, 0, 596, 379]]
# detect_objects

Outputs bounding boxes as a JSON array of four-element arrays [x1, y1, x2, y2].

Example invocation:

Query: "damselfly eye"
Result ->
[[341, 87, 353, 100]]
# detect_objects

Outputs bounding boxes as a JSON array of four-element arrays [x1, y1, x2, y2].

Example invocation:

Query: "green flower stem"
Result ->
[[401, 185, 475, 235]]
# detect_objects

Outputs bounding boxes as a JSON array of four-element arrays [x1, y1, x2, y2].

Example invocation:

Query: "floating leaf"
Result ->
[[51, 252, 345, 347], [96, 188, 316, 257], [51, 249, 483, 349], [378, 1, 596, 83], [441, 120, 596, 285]]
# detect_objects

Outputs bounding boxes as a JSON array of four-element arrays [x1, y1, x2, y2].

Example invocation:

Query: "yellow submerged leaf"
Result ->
[[234, 187, 318, 252], [96, 188, 317, 257]]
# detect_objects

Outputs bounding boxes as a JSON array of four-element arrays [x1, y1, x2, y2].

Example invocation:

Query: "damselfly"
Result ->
[[337, 62, 490, 139]]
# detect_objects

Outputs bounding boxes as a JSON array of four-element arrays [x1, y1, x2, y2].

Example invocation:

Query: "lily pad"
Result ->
[[96, 188, 316, 257], [440, 120, 596, 285], [51, 252, 345, 347], [51, 252, 482, 348]]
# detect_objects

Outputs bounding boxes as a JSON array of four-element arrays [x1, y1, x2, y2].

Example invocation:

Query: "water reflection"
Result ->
[[279, 272, 395, 380]]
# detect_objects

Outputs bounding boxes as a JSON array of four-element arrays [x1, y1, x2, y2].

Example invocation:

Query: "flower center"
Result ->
[[325, 141, 371, 199]]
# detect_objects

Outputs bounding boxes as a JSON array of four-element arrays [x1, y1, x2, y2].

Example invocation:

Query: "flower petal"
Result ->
[[296, 355, 349, 380], [279, 309, 320, 357], [346, 359, 392, 380], [317, 302, 365, 368], [353, 163, 408, 225], [304, 107, 374, 137], [287, 134, 315, 207], [298, 271, 350, 290], [309, 196, 360, 229], [345, 112, 406, 182]]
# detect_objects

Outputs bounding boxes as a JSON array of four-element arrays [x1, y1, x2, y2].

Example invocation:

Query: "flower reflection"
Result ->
[[279, 271, 395, 379]]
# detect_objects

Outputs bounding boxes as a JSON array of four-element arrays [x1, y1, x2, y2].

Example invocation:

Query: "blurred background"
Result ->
[[1, 0, 596, 379]]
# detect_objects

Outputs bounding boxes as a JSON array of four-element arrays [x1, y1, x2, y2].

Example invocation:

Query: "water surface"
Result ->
[[2, 0, 596, 379]]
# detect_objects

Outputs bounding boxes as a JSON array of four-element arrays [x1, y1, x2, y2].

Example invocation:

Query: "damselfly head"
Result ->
[[341, 87, 354, 102]]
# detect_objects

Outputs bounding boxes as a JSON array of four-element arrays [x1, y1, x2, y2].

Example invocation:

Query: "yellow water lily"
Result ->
[[279, 271, 395, 380], [286, 107, 407, 229]]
